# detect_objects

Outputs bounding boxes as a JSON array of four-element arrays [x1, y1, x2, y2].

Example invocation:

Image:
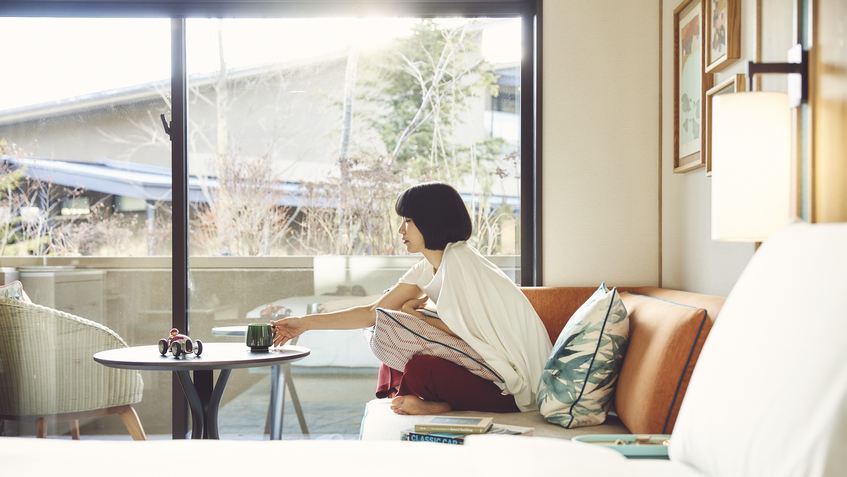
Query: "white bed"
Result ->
[[0, 435, 705, 477]]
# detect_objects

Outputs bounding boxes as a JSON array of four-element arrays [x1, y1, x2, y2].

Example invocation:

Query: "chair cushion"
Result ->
[[0, 281, 31, 303], [614, 290, 715, 434], [364, 308, 503, 383], [669, 221, 847, 476], [537, 284, 629, 428]]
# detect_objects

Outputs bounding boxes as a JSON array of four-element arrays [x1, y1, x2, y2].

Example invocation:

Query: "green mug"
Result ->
[[246, 323, 274, 351]]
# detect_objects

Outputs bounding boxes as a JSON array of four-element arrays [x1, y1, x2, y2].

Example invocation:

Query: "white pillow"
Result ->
[[669, 221, 847, 476]]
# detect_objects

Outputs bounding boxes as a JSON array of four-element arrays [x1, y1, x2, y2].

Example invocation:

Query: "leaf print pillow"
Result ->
[[537, 283, 629, 428]]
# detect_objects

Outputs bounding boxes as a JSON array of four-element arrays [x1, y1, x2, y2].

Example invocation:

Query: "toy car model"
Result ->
[[158, 328, 203, 357], [261, 303, 292, 319]]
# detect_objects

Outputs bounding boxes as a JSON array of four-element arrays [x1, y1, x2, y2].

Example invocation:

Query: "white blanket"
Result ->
[[435, 242, 552, 411], [0, 436, 704, 477]]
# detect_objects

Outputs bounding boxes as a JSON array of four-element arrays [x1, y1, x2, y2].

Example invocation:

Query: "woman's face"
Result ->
[[398, 217, 426, 253]]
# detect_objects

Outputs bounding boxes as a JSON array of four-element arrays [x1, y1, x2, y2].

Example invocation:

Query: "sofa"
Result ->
[[360, 285, 726, 440], [1, 221, 846, 477]]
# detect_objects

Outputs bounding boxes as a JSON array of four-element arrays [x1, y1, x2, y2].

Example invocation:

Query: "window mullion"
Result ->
[[521, 1, 540, 286], [170, 17, 190, 440]]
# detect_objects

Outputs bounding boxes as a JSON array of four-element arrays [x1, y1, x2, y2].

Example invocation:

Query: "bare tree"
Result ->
[[49, 202, 139, 256], [291, 156, 404, 256], [191, 152, 292, 256], [2, 172, 67, 256]]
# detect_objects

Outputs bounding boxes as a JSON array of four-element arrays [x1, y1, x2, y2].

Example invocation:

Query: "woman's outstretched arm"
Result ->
[[270, 283, 423, 347]]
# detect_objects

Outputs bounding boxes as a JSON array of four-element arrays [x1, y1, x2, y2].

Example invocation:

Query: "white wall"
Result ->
[[541, 1, 796, 297], [541, 1, 660, 287], [660, 0, 794, 297], [659, 0, 756, 297], [657, 1, 750, 297]]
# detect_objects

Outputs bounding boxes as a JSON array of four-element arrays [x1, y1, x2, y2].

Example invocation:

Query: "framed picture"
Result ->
[[705, 0, 740, 73], [674, 0, 708, 173], [704, 74, 746, 176]]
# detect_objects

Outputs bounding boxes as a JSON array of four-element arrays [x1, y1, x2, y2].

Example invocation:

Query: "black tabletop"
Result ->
[[93, 342, 310, 372]]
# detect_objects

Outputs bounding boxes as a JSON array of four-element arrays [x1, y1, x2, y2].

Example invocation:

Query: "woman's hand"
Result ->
[[270, 317, 308, 347], [402, 296, 457, 337], [401, 296, 428, 319]]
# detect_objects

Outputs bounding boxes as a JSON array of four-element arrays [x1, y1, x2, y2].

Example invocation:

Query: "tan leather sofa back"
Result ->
[[520, 286, 726, 434]]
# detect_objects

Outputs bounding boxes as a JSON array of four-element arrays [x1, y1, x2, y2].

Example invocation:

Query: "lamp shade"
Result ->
[[711, 92, 791, 242]]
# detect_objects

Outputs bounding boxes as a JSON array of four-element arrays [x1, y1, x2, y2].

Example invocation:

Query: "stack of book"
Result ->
[[401, 416, 533, 445]]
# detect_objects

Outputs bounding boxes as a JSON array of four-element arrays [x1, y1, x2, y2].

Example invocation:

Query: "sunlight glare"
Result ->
[[0, 16, 519, 111], [185, 18, 416, 75], [0, 18, 170, 111]]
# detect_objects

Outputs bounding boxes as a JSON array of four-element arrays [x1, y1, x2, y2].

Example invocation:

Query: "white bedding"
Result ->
[[0, 436, 706, 477]]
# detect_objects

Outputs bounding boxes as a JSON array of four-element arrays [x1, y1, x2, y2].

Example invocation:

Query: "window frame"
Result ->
[[0, 0, 542, 439]]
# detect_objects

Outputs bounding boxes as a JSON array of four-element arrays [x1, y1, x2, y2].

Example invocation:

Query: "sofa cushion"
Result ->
[[669, 222, 847, 476], [537, 284, 629, 428], [520, 287, 604, 343], [614, 289, 718, 434], [364, 308, 503, 383], [359, 398, 630, 440]]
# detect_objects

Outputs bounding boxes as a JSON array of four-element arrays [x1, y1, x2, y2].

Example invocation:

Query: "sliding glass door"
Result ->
[[0, 17, 174, 436], [184, 16, 522, 438], [1, 0, 534, 440]]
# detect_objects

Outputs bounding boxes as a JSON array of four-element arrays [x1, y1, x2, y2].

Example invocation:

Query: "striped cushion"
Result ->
[[364, 308, 503, 383]]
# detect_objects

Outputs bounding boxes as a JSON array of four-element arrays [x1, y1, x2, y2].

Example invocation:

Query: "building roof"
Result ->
[[1, 155, 519, 210], [0, 53, 347, 126], [1, 155, 303, 206]]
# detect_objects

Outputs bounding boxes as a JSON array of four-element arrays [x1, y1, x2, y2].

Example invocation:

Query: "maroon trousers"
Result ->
[[376, 355, 519, 413]]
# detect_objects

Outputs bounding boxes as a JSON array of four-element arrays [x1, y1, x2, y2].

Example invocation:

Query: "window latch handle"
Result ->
[[160, 114, 172, 139]]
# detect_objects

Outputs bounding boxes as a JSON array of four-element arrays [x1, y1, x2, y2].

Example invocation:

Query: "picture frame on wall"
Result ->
[[674, 0, 708, 173], [704, 74, 746, 176], [705, 0, 741, 73]]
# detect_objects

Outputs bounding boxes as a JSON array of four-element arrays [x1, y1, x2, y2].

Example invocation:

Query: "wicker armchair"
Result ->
[[0, 298, 146, 439]]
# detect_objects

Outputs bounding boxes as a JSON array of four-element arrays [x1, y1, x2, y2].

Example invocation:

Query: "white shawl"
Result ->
[[435, 242, 552, 411]]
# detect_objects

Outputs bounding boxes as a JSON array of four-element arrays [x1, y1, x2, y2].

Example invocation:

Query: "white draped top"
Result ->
[[398, 241, 552, 411]]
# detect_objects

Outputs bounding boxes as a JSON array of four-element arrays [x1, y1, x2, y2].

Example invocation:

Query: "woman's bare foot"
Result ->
[[390, 395, 452, 415]]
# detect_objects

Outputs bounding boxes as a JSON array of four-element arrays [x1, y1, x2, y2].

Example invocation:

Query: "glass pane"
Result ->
[[0, 18, 173, 438], [185, 17, 521, 439]]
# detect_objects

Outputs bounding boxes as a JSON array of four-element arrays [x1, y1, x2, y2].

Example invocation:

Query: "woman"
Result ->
[[271, 182, 551, 415]]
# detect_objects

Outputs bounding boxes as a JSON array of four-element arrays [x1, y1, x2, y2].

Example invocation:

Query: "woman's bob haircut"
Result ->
[[395, 182, 473, 251]]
